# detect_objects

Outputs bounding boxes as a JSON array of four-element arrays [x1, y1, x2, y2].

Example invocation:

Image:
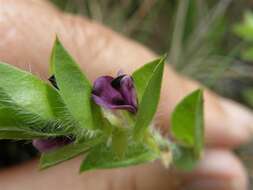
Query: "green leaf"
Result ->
[[0, 128, 62, 140], [80, 143, 158, 172], [90, 101, 111, 132], [112, 128, 128, 157], [0, 62, 65, 121], [0, 130, 39, 140], [133, 57, 166, 140], [171, 144, 198, 171], [0, 64, 75, 137], [0, 87, 73, 137], [132, 58, 162, 101], [40, 136, 105, 169], [51, 38, 94, 130], [171, 89, 204, 157]]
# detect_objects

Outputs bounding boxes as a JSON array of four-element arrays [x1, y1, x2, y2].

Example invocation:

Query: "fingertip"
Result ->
[[181, 149, 248, 190], [220, 97, 253, 139], [205, 97, 253, 148]]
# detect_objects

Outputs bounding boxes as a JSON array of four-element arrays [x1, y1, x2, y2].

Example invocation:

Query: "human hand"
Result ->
[[0, 0, 252, 189]]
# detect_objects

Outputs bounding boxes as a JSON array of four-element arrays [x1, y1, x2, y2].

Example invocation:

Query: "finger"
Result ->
[[0, 150, 248, 190], [0, 0, 252, 147], [178, 149, 248, 190]]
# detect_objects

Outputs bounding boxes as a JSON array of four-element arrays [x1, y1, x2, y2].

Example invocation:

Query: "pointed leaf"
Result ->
[[40, 136, 105, 169], [0, 87, 73, 137], [172, 144, 198, 171], [112, 128, 128, 157], [0, 62, 66, 120], [80, 143, 158, 172], [132, 58, 161, 101], [133, 57, 166, 140], [171, 89, 204, 157], [0, 128, 62, 140], [90, 101, 110, 132], [51, 38, 94, 129]]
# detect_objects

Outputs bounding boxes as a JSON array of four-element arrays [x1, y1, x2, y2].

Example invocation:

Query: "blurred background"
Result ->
[[0, 0, 253, 186]]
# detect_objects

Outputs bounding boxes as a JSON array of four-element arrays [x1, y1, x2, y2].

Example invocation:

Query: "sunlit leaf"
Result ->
[[132, 58, 162, 101], [171, 89, 204, 157], [40, 136, 105, 169], [0, 128, 61, 140], [112, 128, 128, 157], [80, 143, 158, 172], [133, 57, 166, 140], [0, 87, 73, 137], [171, 144, 198, 171], [0, 62, 66, 120], [51, 38, 94, 130]]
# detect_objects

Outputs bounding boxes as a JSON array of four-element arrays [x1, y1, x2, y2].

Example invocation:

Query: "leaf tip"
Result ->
[[79, 163, 90, 173], [52, 35, 65, 53], [54, 35, 61, 45], [38, 157, 47, 171]]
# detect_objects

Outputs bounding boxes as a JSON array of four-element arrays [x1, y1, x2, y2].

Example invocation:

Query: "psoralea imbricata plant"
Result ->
[[0, 37, 204, 172]]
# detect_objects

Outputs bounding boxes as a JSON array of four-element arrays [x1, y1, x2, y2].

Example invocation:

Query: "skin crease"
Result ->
[[0, 0, 252, 189]]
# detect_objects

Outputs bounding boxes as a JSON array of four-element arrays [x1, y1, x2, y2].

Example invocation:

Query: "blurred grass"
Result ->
[[49, 0, 253, 104]]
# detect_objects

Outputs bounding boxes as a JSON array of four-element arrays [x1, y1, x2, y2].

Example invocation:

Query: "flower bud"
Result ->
[[92, 74, 138, 113], [32, 136, 73, 152]]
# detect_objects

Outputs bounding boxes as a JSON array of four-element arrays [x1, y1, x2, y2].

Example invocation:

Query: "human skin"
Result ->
[[0, 0, 252, 190]]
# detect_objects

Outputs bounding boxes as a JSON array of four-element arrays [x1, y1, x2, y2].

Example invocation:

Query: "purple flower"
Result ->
[[92, 74, 138, 113], [32, 137, 73, 153]]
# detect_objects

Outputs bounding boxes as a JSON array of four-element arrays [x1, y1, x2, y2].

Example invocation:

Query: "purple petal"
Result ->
[[119, 76, 138, 113], [92, 94, 136, 113], [92, 76, 125, 108], [32, 137, 72, 153], [92, 75, 138, 113]]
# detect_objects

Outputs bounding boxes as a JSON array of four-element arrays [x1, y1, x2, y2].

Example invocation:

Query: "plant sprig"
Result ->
[[0, 38, 204, 172]]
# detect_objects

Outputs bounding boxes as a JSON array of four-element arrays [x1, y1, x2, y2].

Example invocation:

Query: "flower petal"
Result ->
[[92, 94, 136, 112], [92, 76, 125, 107], [119, 76, 138, 113], [32, 137, 72, 153], [92, 75, 138, 113]]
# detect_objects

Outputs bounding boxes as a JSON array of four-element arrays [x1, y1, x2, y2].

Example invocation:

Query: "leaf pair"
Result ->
[[80, 56, 167, 171], [0, 39, 101, 169], [131, 67, 204, 171], [41, 38, 107, 169], [45, 39, 166, 171], [0, 62, 71, 139]]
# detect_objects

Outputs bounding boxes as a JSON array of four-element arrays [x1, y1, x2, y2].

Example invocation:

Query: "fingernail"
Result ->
[[184, 179, 245, 190]]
